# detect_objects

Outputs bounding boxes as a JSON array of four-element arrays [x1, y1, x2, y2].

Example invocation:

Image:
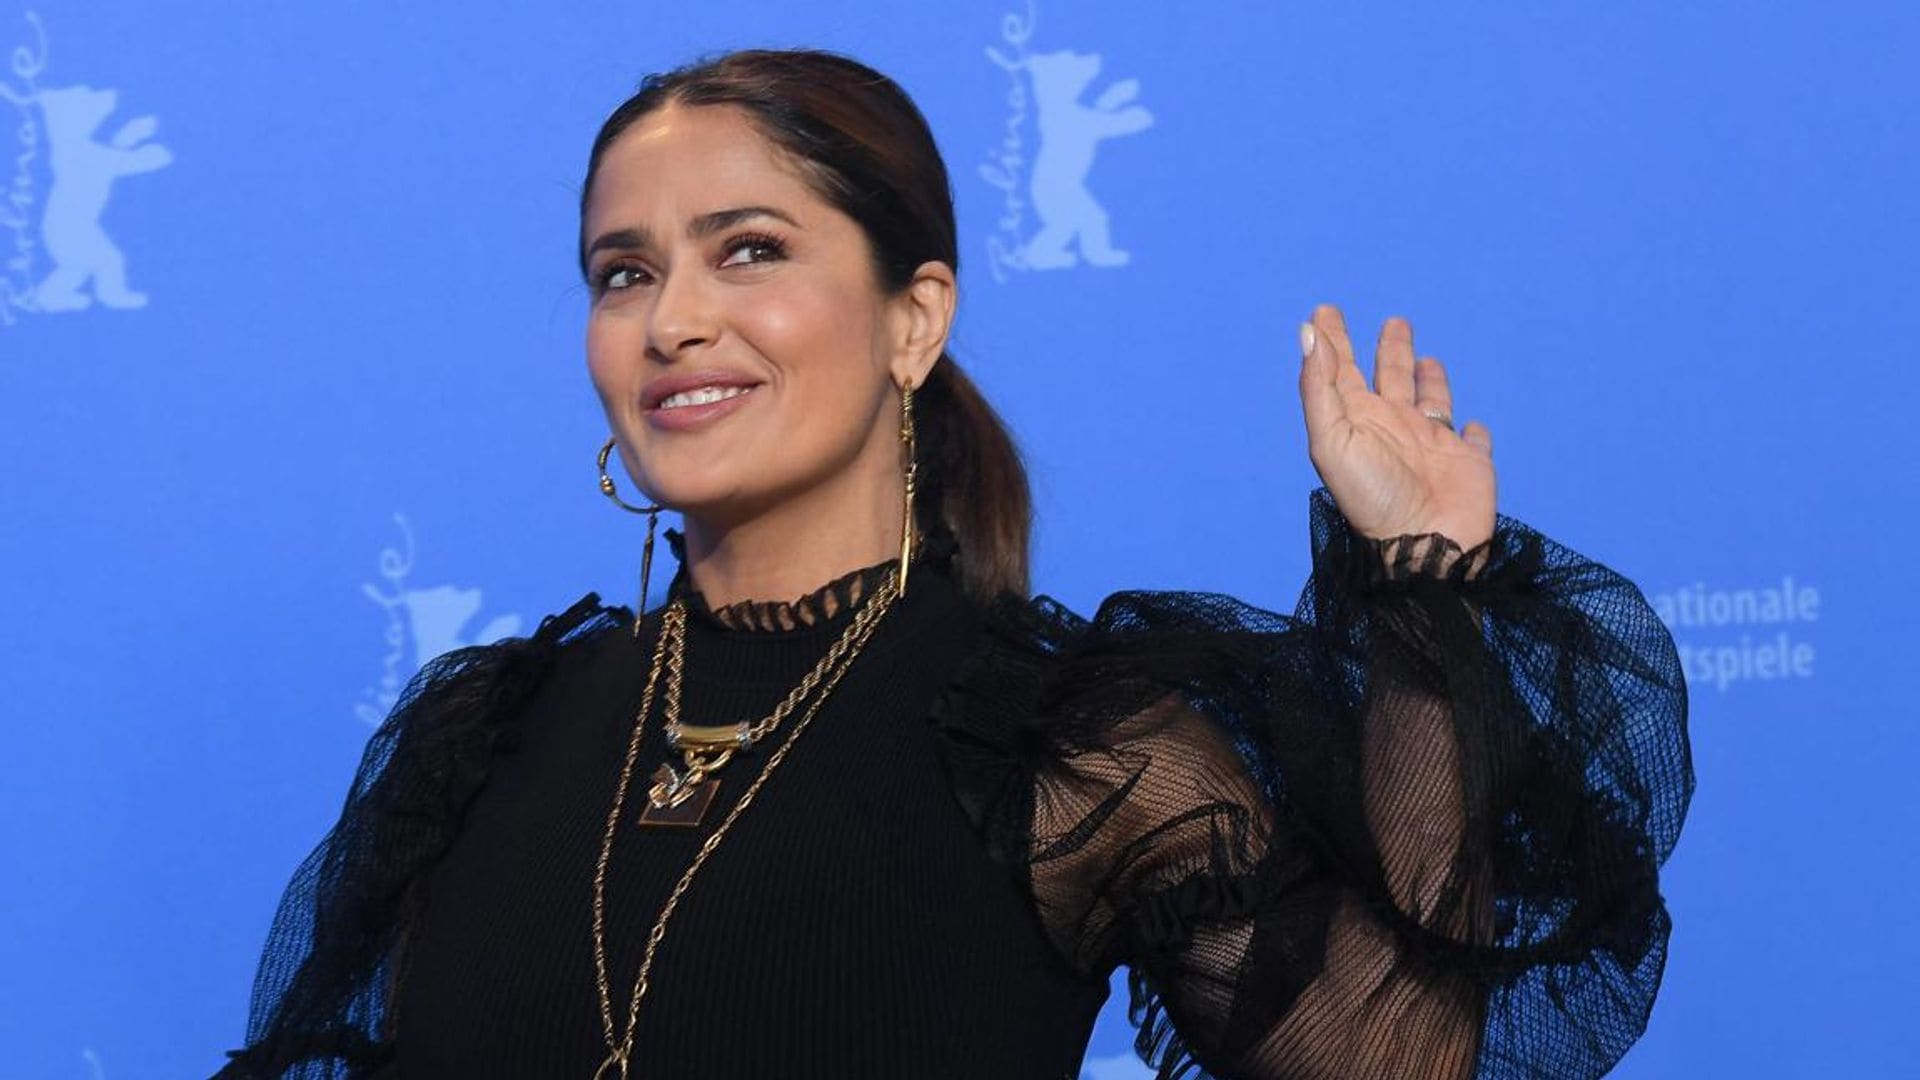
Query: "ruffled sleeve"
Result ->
[[929, 488, 1693, 1080], [215, 593, 619, 1079]]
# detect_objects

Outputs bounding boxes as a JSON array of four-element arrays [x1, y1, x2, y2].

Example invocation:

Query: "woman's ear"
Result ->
[[888, 260, 956, 388]]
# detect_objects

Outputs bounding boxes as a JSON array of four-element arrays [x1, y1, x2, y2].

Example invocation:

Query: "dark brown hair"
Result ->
[[577, 48, 1031, 600]]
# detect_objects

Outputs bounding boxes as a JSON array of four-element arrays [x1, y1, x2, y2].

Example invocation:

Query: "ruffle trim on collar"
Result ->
[[660, 525, 961, 633]]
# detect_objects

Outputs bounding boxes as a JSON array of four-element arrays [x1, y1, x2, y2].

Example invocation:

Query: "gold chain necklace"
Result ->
[[644, 577, 888, 825], [590, 575, 902, 1079]]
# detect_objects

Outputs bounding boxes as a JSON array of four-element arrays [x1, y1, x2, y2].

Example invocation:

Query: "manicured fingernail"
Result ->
[[1299, 322, 1317, 360]]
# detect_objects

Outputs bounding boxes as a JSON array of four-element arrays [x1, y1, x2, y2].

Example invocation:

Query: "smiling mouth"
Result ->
[[655, 384, 757, 411]]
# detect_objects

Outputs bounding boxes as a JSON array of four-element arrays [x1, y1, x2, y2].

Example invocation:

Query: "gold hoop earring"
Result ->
[[597, 436, 662, 630], [897, 379, 917, 597]]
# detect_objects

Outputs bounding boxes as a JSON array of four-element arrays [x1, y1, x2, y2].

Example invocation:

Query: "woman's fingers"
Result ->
[[1300, 304, 1486, 455], [1311, 303, 1367, 396], [1414, 353, 1454, 429], [1374, 316, 1418, 405], [1298, 319, 1344, 444], [1462, 419, 1493, 455]]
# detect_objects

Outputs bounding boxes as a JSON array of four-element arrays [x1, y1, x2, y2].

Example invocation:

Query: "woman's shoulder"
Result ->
[[527, 590, 630, 648], [944, 581, 1306, 756], [972, 581, 1309, 690], [458, 589, 629, 671], [367, 590, 628, 748]]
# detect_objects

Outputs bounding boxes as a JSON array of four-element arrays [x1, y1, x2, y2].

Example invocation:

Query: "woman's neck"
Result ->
[[679, 457, 903, 610]]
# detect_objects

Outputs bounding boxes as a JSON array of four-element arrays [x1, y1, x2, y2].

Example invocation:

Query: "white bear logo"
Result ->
[[396, 583, 524, 666], [31, 83, 171, 311], [981, 6, 1153, 281], [358, 514, 523, 726], [1019, 50, 1152, 269]]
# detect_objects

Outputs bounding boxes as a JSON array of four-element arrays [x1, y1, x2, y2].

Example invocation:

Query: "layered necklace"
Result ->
[[590, 570, 902, 1079]]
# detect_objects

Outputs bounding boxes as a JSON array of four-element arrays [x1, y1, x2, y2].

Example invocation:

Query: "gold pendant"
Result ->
[[640, 763, 719, 828]]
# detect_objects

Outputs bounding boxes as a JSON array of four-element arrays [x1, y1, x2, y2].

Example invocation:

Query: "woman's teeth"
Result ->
[[658, 385, 753, 410]]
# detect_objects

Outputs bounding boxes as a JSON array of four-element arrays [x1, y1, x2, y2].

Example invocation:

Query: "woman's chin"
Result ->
[[639, 482, 774, 529]]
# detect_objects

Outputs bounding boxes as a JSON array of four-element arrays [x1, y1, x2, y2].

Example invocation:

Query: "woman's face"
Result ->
[[581, 101, 944, 528]]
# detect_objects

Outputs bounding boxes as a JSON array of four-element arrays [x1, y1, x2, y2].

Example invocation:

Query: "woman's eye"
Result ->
[[720, 233, 787, 268], [595, 234, 784, 294], [596, 264, 649, 292]]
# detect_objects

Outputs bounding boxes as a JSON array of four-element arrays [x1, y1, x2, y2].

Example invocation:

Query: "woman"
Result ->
[[218, 49, 1692, 1080]]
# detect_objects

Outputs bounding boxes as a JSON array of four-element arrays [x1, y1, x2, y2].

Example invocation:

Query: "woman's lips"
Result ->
[[645, 383, 760, 432]]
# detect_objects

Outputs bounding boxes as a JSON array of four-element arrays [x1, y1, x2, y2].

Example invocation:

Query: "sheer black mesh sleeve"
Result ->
[[929, 488, 1693, 1079], [214, 593, 617, 1079]]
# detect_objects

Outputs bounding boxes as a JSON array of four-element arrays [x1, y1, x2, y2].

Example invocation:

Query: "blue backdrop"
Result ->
[[3, 2, 1915, 1076]]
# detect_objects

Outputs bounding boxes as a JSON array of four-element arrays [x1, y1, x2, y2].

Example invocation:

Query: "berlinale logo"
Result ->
[[978, 1, 1154, 283], [358, 513, 524, 726], [1, 10, 172, 327]]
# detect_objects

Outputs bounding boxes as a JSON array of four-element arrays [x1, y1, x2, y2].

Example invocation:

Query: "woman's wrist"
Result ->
[[1371, 532, 1488, 583]]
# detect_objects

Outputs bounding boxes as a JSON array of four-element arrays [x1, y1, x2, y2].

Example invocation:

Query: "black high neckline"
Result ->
[[659, 526, 961, 635], [674, 557, 898, 633]]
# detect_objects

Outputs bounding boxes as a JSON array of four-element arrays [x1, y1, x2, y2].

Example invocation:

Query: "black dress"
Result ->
[[215, 488, 1693, 1079]]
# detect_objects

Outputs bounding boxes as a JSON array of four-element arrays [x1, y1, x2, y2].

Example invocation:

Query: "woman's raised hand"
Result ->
[[1297, 303, 1496, 551]]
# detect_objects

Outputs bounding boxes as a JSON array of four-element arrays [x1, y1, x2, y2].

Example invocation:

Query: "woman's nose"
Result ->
[[646, 265, 718, 360]]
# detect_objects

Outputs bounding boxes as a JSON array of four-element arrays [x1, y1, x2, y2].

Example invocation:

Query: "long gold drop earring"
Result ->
[[897, 378, 917, 597], [596, 435, 662, 635]]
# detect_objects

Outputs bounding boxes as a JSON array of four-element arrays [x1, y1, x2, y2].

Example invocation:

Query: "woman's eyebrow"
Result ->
[[584, 205, 801, 262]]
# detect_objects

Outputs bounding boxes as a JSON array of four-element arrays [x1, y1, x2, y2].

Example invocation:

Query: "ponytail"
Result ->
[[917, 356, 1030, 600]]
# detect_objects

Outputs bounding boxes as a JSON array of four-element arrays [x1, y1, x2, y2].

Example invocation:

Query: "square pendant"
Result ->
[[639, 769, 719, 828]]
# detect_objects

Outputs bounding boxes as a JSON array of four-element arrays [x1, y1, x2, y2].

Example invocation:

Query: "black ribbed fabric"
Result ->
[[390, 558, 1108, 1078], [217, 488, 1693, 1079]]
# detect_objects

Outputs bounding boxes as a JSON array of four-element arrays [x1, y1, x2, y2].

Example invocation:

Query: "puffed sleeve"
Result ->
[[215, 593, 616, 1079], [928, 488, 1693, 1080]]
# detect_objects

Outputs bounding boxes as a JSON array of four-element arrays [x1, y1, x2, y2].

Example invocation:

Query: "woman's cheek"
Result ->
[[751, 278, 856, 351], [585, 330, 644, 418]]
